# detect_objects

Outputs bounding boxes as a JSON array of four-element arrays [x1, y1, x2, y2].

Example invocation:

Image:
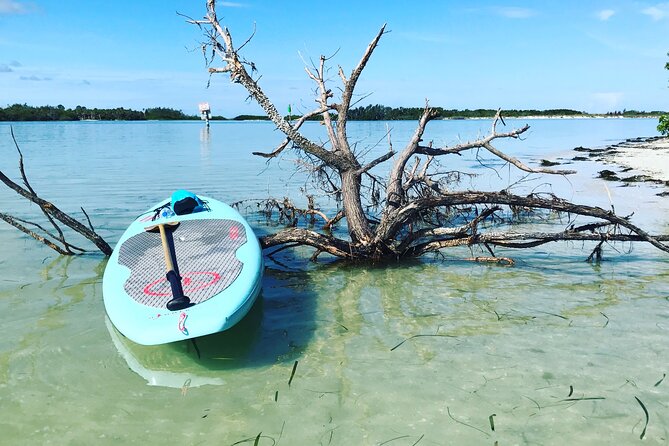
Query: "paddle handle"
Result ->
[[158, 224, 175, 272]]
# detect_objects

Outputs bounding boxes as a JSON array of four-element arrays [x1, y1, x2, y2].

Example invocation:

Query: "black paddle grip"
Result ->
[[165, 270, 192, 311]]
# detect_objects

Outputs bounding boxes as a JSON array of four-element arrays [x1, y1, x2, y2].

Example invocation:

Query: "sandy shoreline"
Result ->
[[607, 136, 669, 183], [572, 136, 669, 190]]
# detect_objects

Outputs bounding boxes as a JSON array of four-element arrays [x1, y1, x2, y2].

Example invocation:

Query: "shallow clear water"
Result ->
[[1, 119, 668, 445]]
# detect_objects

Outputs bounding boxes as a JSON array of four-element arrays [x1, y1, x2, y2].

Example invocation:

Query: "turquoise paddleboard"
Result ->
[[103, 192, 263, 345]]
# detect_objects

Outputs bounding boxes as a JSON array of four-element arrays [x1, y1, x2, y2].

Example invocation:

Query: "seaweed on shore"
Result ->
[[621, 174, 664, 185], [598, 170, 620, 181]]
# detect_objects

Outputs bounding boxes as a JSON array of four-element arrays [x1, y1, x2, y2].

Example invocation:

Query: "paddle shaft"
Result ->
[[158, 224, 176, 272], [153, 223, 191, 311]]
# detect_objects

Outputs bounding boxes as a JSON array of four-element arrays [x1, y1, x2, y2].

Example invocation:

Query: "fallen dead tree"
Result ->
[[190, 0, 668, 263], [2, 2, 667, 262]]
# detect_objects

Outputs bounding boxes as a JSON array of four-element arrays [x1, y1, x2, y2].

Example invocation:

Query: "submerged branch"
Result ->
[[0, 212, 69, 255], [394, 192, 669, 255], [404, 230, 669, 257], [260, 228, 354, 259], [1, 129, 113, 256]]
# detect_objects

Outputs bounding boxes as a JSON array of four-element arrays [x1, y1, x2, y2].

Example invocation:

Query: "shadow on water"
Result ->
[[106, 264, 319, 387]]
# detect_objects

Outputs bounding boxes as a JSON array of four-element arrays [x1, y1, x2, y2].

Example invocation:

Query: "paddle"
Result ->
[[145, 221, 192, 311]]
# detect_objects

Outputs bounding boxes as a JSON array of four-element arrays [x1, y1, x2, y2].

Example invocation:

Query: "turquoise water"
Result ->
[[1, 120, 668, 445]]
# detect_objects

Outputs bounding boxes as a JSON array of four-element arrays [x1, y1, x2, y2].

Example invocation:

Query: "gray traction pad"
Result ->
[[118, 219, 247, 308]]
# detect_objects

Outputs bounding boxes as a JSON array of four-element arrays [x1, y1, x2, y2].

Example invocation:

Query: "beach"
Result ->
[[608, 136, 669, 183]]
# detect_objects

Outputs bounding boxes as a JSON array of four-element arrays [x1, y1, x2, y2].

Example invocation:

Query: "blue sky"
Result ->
[[0, 0, 668, 117]]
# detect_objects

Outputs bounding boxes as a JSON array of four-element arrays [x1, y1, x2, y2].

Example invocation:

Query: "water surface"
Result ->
[[1, 119, 668, 445]]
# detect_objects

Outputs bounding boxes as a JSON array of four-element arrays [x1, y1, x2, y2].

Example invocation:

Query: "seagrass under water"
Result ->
[[2, 120, 668, 445], [117, 219, 247, 308]]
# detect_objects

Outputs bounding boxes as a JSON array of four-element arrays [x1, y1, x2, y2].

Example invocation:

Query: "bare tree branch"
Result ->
[[0, 212, 70, 255], [357, 150, 396, 176], [252, 105, 331, 158], [1, 129, 113, 256], [385, 103, 437, 212], [407, 230, 669, 257], [305, 54, 338, 147], [336, 24, 388, 134], [482, 142, 575, 175], [392, 191, 669, 255], [260, 228, 354, 259], [415, 113, 531, 157]]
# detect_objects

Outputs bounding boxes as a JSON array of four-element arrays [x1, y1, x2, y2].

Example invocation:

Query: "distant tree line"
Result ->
[[230, 114, 271, 121], [606, 109, 668, 118], [0, 104, 198, 121], [2, 103, 666, 122], [346, 104, 667, 121]]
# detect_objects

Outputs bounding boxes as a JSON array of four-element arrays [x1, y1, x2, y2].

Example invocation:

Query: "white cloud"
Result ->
[[218, 2, 246, 7], [0, 0, 31, 14], [494, 7, 537, 19], [642, 3, 669, 20], [596, 9, 616, 21], [0, 60, 21, 71], [20, 75, 52, 81]]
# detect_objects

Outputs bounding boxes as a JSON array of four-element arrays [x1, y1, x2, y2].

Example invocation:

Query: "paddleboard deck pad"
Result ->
[[103, 195, 263, 345]]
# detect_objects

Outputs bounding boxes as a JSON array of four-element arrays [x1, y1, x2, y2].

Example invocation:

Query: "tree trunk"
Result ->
[[340, 170, 372, 244]]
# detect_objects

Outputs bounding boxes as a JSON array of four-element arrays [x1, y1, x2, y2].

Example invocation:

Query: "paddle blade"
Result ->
[[144, 221, 180, 233]]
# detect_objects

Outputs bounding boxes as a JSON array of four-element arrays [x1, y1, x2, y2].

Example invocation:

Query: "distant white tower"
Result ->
[[198, 102, 211, 125]]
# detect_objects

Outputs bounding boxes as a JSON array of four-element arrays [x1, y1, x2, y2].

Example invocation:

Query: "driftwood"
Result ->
[[0, 128, 112, 256], [193, 0, 669, 263]]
